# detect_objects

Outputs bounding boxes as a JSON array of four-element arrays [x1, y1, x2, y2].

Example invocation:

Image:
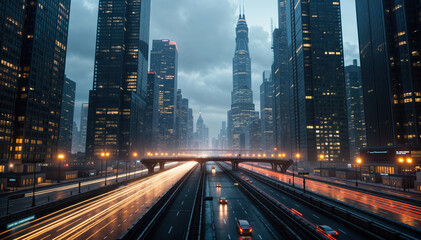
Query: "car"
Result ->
[[216, 183, 221, 187], [240, 172, 243, 175], [234, 182, 239, 186], [249, 180, 253, 184], [316, 225, 338, 237], [219, 197, 227, 204], [245, 178, 249, 181], [241, 176, 245, 179], [237, 219, 252, 235]]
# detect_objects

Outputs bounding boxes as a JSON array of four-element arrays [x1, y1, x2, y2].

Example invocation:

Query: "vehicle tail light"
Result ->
[[249, 228, 253, 232], [240, 228, 243, 233], [334, 231, 338, 235]]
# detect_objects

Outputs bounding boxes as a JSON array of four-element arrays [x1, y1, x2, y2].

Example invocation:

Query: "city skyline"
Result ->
[[66, 0, 360, 139]]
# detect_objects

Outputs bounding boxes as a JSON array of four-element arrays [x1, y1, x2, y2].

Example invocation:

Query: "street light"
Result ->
[[101, 152, 110, 186], [293, 153, 300, 187], [132, 152, 138, 179], [319, 154, 324, 176], [355, 157, 362, 187], [57, 154, 65, 183]]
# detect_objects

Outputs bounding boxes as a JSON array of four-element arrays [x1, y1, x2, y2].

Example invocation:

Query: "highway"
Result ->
[[240, 163, 421, 229], [222, 162, 367, 240], [0, 162, 196, 240], [0, 162, 179, 216], [149, 165, 202, 239], [207, 163, 281, 240]]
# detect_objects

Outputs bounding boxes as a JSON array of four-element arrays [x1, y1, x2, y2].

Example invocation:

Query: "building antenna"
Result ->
[[242, 0, 245, 17]]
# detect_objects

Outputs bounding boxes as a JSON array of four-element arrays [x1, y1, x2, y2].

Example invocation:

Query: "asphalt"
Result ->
[[0, 163, 179, 216], [226, 163, 367, 240], [0, 162, 196, 240], [149, 165, 202, 239], [206, 163, 281, 240]]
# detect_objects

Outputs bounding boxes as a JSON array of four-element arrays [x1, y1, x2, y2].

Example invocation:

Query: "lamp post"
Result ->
[[293, 153, 300, 187], [355, 158, 362, 187], [132, 152, 138, 179], [319, 154, 324, 176], [101, 152, 110, 186], [58, 154, 65, 183]]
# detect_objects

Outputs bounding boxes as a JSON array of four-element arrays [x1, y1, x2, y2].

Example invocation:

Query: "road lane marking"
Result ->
[[235, 217, 237, 221], [223, 219, 226, 224], [228, 234, 231, 239], [185, 194, 187, 197], [39, 234, 51, 240], [312, 214, 320, 219], [168, 226, 173, 234], [181, 201, 184, 205], [103, 236, 107, 239], [338, 229, 347, 234], [259, 234, 263, 239], [294, 203, 300, 207], [176, 211, 180, 216], [245, 210, 248, 214]]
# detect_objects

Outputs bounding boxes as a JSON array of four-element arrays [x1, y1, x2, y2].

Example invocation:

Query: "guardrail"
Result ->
[[119, 165, 198, 240], [185, 165, 205, 240], [217, 163, 329, 240], [240, 166, 421, 240]]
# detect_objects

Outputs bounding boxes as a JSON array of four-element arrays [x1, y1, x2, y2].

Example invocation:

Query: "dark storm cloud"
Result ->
[[65, 0, 98, 125], [65, 0, 360, 138], [150, 0, 274, 136]]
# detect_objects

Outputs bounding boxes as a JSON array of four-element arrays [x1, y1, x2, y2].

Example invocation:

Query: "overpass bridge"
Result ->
[[140, 156, 293, 173]]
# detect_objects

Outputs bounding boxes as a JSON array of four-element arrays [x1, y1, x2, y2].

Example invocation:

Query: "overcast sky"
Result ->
[[66, 0, 360, 140]]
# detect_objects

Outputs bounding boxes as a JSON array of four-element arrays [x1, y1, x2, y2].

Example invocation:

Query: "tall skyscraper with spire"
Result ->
[[228, 8, 258, 150]]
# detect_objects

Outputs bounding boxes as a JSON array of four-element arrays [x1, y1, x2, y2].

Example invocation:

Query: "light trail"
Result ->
[[23, 162, 179, 198], [240, 163, 421, 227], [0, 162, 196, 240]]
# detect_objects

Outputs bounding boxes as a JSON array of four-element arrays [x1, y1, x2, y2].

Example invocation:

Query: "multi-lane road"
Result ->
[[0, 162, 179, 216], [240, 162, 421, 229], [0, 162, 196, 240]]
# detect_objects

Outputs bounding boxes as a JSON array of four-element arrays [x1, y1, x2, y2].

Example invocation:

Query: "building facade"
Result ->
[[194, 114, 209, 149], [9, 0, 71, 172], [356, 0, 421, 147], [273, 0, 291, 157], [260, 71, 274, 151], [175, 90, 189, 149], [150, 39, 178, 151], [345, 60, 367, 160], [79, 103, 88, 153], [0, 0, 25, 168], [228, 12, 258, 150], [58, 77, 76, 156], [286, 0, 349, 162], [86, 0, 151, 160]]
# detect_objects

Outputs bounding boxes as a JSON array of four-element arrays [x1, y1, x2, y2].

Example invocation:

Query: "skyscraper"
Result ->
[[79, 103, 88, 153], [286, 0, 349, 162], [345, 60, 366, 160], [58, 77, 76, 156], [187, 108, 194, 148], [0, 0, 25, 165], [228, 10, 258, 150], [175, 90, 189, 149], [273, 0, 291, 157], [86, 0, 151, 160], [9, 0, 71, 172], [260, 71, 274, 151], [356, 0, 421, 147], [144, 72, 156, 152], [150, 40, 178, 151], [194, 114, 209, 149]]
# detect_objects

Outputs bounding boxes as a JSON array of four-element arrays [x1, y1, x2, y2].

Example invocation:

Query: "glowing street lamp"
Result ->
[[399, 157, 413, 191], [355, 157, 362, 186], [101, 152, 110, 186], [293, 153, 300, 187]]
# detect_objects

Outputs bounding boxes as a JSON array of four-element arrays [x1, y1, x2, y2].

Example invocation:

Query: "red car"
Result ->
[[219, 197, 227, 204]]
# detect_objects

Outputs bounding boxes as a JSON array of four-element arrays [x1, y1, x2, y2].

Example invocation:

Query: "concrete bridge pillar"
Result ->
[[271, 163, 279, 171], [231, 161, 239, 171], [143, 162, 158, 173], [159, 161, 165, 170]]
